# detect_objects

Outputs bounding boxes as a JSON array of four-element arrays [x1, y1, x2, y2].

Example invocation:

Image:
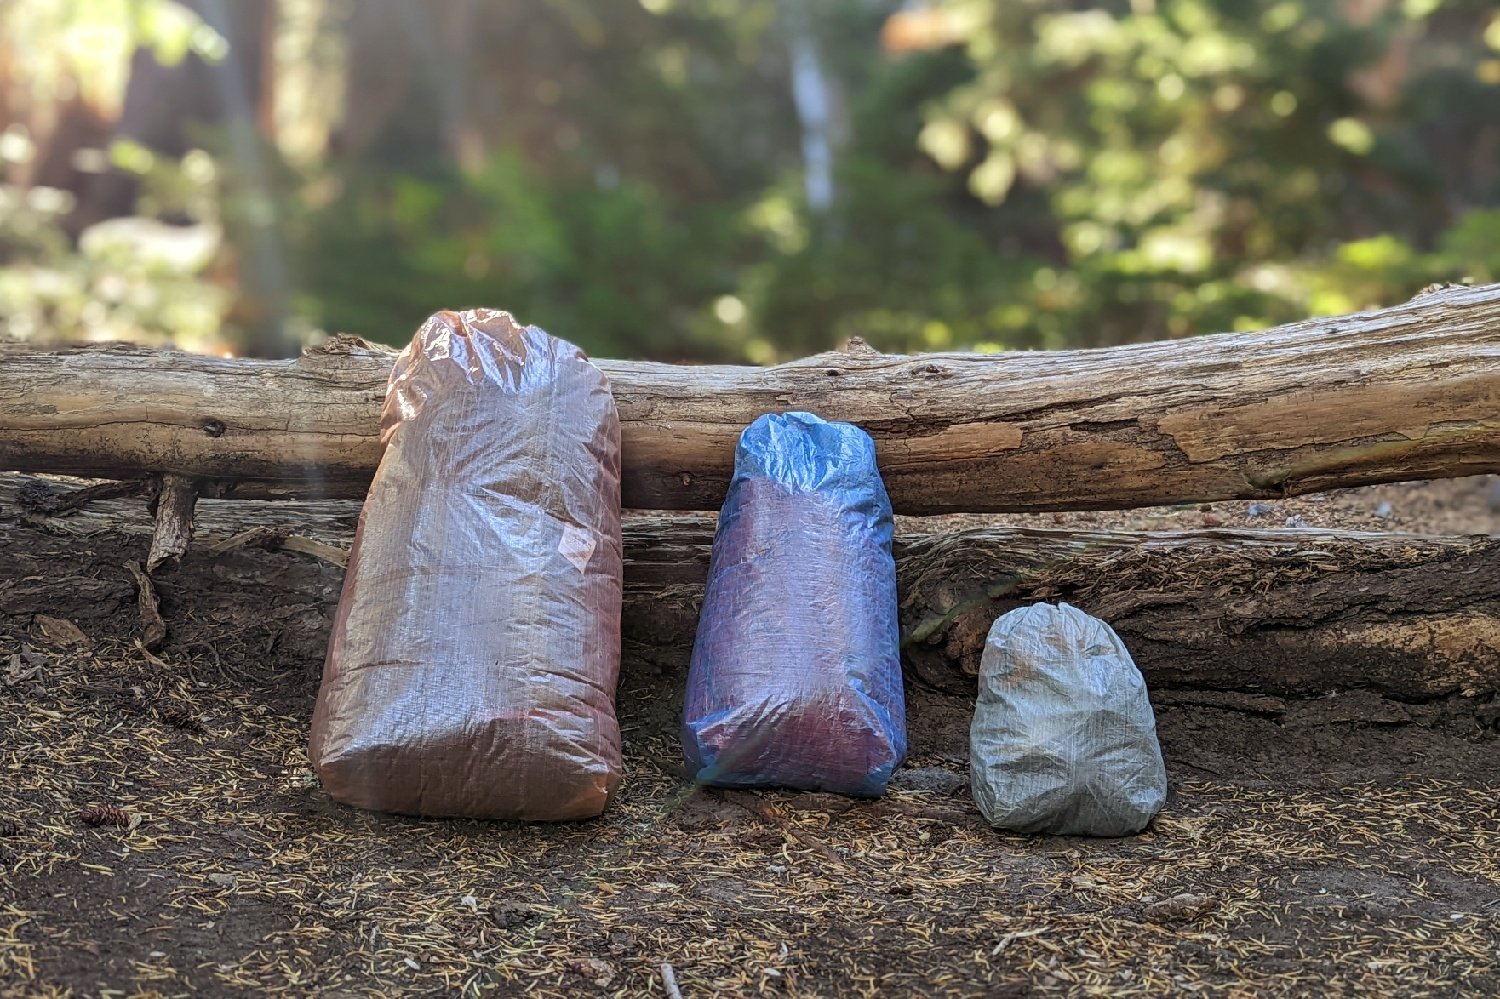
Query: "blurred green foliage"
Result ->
[[0, 138, 227, 350], [903, 0, 1500, 346], [0, 0, 1497, 359], [294, 153, 753, 361], [0, 0, 231, 351]]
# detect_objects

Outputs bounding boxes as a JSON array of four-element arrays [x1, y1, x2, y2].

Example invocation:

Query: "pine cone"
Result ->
[[79, 805, 130, 828], [156, 702, 202, 731]]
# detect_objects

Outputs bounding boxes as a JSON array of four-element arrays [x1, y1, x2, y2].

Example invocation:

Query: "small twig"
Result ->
[[201, 527, 349, 567], [189, 639, 254, 685], [280, 535, 351, 567], [736, 797, 852, 870], [1176, 758, 1229, 778], [125, 560, 168, 651], [187, 640, 222, 669], [135, 638, 171, 671], [193, 602, 321, 645], [201, 526, 292, 555], [3, 658, 41, 686], [660, 962, 683, 999], [16, 476, 150, 516]]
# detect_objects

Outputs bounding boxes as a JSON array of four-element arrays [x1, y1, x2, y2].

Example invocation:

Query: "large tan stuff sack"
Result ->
[[310, 309, 623, 820]]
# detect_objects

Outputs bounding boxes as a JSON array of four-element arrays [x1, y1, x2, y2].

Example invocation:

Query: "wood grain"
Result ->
[[2, 283, 1497, 512]]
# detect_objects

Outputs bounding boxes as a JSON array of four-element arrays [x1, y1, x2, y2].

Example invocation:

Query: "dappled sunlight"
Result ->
[[0, 0, 1497, 359], [1, 6, 1498, 997]]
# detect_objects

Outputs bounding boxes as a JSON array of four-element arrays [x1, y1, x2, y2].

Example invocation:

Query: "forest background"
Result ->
[[2, 0, 1497, 362]]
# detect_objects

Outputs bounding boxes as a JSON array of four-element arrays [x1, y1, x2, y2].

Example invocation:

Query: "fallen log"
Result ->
[[893, 525, 1500, 700], [5, 475, 1496, 699], [2, 284, 1498, 513]]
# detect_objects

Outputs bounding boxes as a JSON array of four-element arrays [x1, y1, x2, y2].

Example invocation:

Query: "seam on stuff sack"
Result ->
[[436, 325, 492, 817], [419, 353, 484, 816], [332, 657, 423, 679], [515, 332, 561, 812]]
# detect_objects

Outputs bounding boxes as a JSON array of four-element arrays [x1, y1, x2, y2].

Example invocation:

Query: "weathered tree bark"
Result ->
[[618, 518, 1500, 701], [5, 475, 1496, 699], [892, 526, 1500, 701], [146, 473, 199, 572], [2, 284, 1498, 513]]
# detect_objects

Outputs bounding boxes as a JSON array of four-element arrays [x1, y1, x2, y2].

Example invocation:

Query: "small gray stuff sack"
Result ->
[[970, 602, 1167, 837]]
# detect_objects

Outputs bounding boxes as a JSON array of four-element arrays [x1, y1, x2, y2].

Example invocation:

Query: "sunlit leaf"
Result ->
[[1328, 118, 1375, 156], [919, 119, 971, 170], [969, 153, 1015, 204]]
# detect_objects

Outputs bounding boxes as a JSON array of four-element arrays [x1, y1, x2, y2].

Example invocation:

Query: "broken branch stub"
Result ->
[[146, 474, 198, 572]]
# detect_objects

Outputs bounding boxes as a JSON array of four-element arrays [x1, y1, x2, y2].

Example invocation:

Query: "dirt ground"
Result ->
[[2, 477, 1499, 997]]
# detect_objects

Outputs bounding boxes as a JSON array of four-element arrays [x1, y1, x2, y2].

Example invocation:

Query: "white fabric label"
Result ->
[[559, 524, 597, 573]]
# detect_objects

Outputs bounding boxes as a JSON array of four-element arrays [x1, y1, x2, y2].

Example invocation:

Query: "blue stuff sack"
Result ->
[[682, 411, 907, 796]]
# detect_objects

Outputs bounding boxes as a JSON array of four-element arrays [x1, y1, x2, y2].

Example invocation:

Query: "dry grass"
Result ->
[[2, 639, 1499, 997]]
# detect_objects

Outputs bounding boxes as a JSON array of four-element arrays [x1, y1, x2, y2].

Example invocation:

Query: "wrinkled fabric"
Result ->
[[309, 309, 623, 820], [970, 602, 1167, 837], [683, 411, 906, 796]]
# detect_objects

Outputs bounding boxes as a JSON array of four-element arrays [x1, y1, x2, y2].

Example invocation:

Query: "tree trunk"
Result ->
[[5, 475, 1496, 700], [2, 284, 1498, 512], [71, 0, 279, 232]]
